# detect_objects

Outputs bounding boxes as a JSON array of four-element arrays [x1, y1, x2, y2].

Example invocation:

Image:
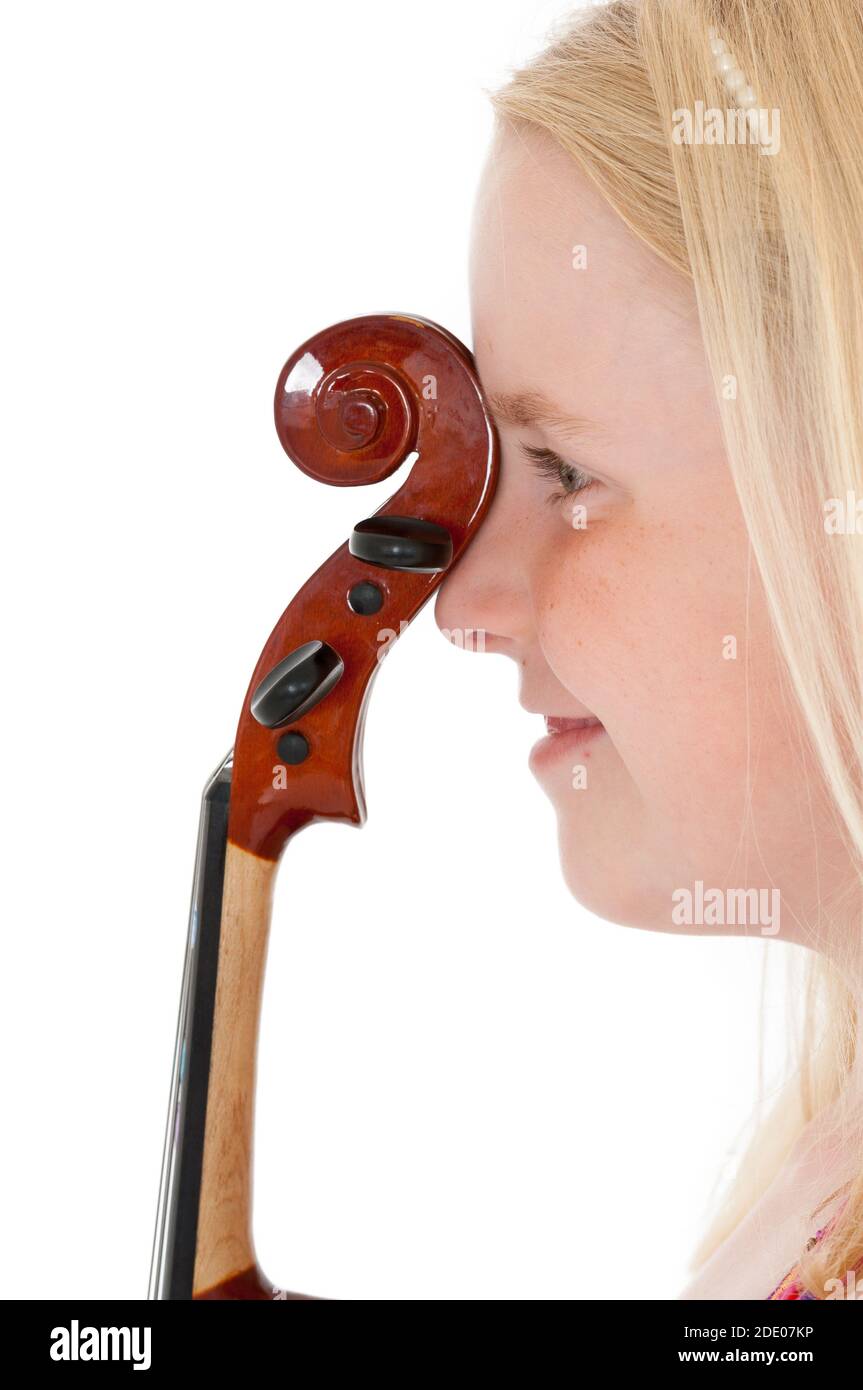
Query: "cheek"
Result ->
[[531, 492, 783, 823]]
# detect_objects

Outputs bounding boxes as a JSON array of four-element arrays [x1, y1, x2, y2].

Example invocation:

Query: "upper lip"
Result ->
[[520, 701, 601, 723]]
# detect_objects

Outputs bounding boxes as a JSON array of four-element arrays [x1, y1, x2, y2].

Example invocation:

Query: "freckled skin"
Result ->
[[435, 123, 855, 943]]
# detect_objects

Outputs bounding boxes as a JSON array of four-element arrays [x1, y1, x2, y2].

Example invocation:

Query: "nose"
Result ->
[[434, 477, 531, 659]]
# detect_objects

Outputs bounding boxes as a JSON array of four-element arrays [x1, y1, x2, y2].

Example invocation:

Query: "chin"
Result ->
[[535, 739, 701, 932], [558, 857, 657, 929], [555, 820, 674, 932]]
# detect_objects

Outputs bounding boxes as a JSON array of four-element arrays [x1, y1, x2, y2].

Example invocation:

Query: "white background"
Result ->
[[1, 0, 792, 1299]]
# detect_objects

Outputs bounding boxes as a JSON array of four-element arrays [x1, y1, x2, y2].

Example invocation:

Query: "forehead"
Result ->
[[469, 122, 697, 414]]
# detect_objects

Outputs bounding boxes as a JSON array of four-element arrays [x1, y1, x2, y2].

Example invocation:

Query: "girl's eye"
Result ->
[[518, 442, 599, 506]]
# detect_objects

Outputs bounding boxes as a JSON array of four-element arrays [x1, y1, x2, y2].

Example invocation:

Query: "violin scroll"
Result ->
[[229, 313, 498, 864], [276, 346, 417, 487]]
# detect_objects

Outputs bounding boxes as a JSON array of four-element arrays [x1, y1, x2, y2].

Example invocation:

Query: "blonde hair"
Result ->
[[490, 0, 863, 1297]]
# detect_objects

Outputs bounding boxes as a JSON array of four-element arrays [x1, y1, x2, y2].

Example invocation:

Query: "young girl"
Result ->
[[435, 0, 863, 1299]]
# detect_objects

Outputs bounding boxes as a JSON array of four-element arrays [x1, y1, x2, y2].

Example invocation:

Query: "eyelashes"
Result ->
[[518, 442, 599, 507]]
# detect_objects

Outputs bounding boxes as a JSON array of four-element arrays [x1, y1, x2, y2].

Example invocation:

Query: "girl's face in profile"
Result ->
[[435, 122, 851, 944]]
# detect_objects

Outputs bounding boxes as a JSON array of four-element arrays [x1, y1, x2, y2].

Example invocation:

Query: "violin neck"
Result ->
[[149, 752, 279, 1298]]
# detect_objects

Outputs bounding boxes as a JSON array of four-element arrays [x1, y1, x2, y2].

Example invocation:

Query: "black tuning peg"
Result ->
[[250, 640, 344, 729], [349, 515, 453, 573]]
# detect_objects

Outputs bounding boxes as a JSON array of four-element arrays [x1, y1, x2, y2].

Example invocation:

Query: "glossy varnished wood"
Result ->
[[228, 314, 498, 861]]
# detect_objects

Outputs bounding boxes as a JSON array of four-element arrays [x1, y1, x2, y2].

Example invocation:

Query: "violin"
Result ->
[[148, 313, 499, 1299]]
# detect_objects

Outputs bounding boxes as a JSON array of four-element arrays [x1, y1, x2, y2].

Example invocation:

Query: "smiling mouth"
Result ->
[[529, 712, 607, 775], [544, 715, 604, 735]]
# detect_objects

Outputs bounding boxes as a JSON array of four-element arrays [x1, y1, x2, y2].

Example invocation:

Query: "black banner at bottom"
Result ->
[[3, 1295, 858, 1374]]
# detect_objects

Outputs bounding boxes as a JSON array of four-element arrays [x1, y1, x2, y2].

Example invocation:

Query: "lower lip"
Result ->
[[529, 720, 607, 775]]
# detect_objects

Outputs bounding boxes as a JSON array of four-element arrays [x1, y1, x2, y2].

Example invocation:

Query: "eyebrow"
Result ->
[[485, 389, 597, 442]]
